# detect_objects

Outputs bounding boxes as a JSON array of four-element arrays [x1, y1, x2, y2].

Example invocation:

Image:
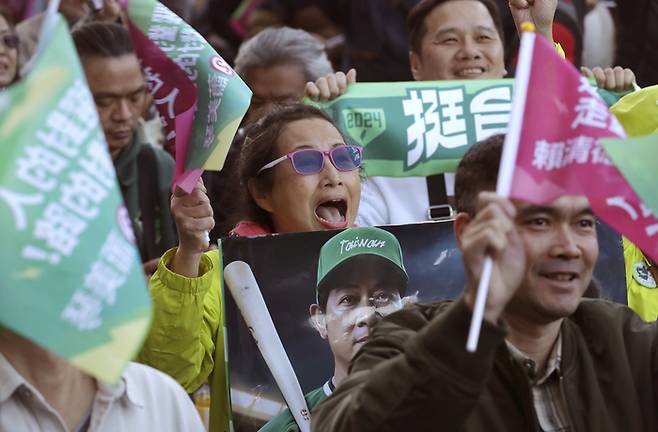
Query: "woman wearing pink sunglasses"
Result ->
[[139, 104, 364, 428], [230, 103, 362, 235]]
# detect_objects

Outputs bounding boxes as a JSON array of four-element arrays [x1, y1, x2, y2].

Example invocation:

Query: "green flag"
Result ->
[[602, 134, 658, 217], [309, 79, 631, 178], [308, 79, 513, 177], [0, 15, 151, 383]]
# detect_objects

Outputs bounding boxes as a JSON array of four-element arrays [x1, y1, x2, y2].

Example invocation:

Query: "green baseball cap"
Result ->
[[316, 227, 408, 304]]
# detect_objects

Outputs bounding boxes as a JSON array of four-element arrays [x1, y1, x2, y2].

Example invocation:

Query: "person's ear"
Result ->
[[247, 178, 274, 213], [309, 304, 327, 339], [453, 211, 472, 249], [409, 50, 423, 81]]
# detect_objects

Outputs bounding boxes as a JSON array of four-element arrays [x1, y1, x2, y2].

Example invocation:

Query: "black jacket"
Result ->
[[313, 299, 658, 431]]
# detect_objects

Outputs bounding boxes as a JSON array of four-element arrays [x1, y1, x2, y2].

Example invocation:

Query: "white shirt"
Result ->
[[356, 174, 455, 226], [0, 354, 205, 432]]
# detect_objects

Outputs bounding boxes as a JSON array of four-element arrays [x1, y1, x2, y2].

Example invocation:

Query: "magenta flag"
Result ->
[[508, 31, 658, 262]]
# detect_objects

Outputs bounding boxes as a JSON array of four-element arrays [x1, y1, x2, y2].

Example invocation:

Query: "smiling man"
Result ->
[[72, 22, 177, 264], [408, 0, 509, 81], [313, 134, 658, 431], [355, 0, 556, 227], [261, 226, 407, 432]]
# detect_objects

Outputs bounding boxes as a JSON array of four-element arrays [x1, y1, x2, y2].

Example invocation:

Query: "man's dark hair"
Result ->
[[72, 22, 135, 59], [454, 134, 504, 216], [407, 0, 504, 54]]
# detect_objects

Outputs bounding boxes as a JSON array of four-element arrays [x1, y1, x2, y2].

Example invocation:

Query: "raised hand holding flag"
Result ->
[[506, 26, 658, 264], [468, 21, 658, 351]]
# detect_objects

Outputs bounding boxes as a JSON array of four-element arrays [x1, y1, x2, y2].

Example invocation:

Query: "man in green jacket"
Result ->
[[261, 226, 408, 431], [313, 134, 658, 431], [73, 22, 177, 266]]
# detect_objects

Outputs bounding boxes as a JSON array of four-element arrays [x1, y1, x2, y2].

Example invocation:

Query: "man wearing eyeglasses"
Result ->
[[261, 226, 408, 432]]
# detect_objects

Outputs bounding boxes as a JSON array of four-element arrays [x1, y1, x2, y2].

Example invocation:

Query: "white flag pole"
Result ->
[[466, 23, 537, 352]]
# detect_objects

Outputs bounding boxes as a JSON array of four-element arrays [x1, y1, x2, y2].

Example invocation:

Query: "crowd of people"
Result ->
[[1, 0, 658, 431]]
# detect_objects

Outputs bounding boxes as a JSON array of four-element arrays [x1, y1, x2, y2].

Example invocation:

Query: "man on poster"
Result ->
[[261, 226, 409, 431]]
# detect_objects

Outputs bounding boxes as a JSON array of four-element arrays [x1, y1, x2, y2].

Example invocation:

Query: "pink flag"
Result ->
[[509, 31, 658, 262]]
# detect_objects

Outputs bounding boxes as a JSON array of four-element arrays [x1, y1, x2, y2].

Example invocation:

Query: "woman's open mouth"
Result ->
[[315, 199, 349, 229]]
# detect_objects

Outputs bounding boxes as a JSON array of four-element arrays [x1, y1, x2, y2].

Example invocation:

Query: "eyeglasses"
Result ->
[[0, 32, 19, 49], [258, 145, 363, 175]]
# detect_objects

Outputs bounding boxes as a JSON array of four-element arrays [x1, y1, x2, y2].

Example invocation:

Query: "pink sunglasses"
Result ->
[[257, 145, 363, 175]]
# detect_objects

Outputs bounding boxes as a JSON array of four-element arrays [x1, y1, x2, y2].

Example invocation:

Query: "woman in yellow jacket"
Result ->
[[138, 104, 363, 430]]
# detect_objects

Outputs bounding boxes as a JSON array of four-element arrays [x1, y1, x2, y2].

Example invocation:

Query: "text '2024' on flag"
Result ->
[[506, 26, 658, 263], [0, 14, 151, 383], [119, 0, 252, 192]]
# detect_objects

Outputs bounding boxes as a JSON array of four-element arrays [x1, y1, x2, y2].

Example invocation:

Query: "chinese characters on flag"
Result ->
[[509, 32, 658, 262], [120, 0, 251, 192]]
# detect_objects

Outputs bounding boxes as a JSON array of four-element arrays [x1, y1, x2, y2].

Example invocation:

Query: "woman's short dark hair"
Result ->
[[231, 103, 348, 231], [407, 0, 504, 54]]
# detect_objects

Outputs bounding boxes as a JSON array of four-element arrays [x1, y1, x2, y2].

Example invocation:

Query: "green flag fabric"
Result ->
[[0, 15, 151, 383], [309, 79, 513, 177], [602, 134, 658, 218], [309, 79, 631, 178], [122, 0, 252, 192]]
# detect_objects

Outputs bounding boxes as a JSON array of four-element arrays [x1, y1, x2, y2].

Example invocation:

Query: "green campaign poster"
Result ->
[[310, 79, 628, 178], [309, 79, 513, 177], [0, 15, 151, 383]]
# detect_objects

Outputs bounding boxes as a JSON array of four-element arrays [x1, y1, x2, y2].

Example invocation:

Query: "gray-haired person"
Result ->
[[235, 26, 334, 123]]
